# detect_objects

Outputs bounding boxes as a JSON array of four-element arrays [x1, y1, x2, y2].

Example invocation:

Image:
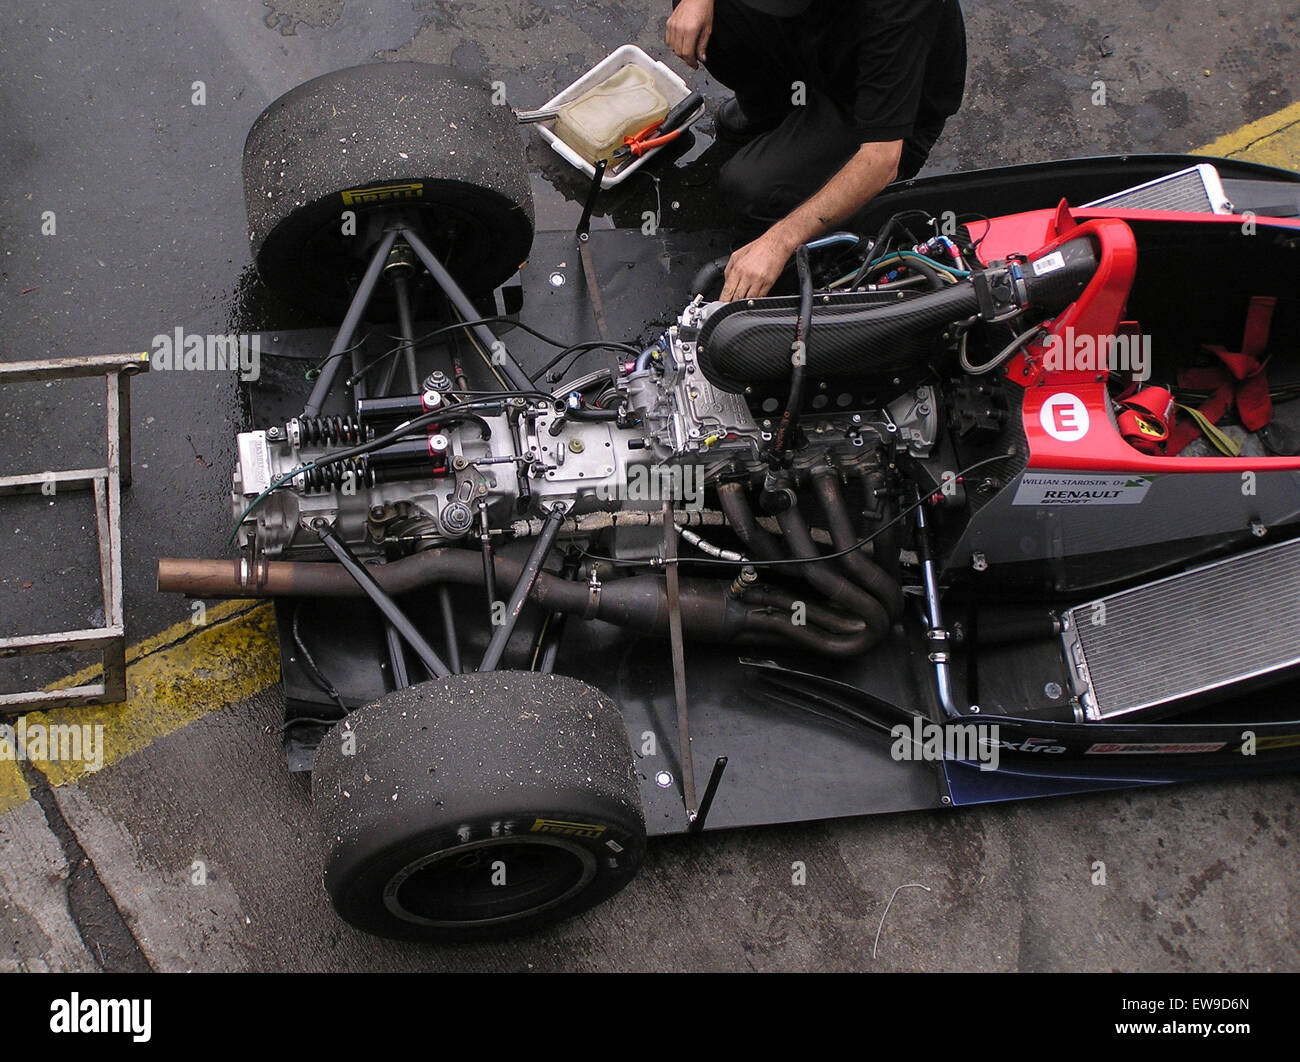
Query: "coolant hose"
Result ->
[[772, 244, 813, 456], [689, 256, 730, 300]]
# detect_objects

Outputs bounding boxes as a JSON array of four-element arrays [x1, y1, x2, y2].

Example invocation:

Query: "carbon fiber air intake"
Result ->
[[695, 236, 1100, 394]]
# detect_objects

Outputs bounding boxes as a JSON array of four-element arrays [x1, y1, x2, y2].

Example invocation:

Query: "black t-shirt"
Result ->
[[806, 0, 967, 143]]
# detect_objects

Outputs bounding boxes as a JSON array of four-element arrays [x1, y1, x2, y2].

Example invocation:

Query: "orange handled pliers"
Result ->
[[610, 91, 703, 171]]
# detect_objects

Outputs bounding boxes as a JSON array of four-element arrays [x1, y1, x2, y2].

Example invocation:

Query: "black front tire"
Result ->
[[243, 62, 534, 319], [312, 672, 645, 941]]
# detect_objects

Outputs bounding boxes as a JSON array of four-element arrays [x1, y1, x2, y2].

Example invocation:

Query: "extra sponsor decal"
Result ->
[[1013, 472, 1155, 507], [982, 735, 1067, 755], [1085, 742, 1226, 755]]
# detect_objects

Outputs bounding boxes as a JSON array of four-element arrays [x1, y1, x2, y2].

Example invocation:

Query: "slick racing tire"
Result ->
[[243, 61, 534, 319], [312, 671, 645, 941]]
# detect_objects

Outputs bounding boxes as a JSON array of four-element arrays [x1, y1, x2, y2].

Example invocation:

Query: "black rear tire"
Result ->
[[312, 672, 645, 941], [243, 62, 534, 319]]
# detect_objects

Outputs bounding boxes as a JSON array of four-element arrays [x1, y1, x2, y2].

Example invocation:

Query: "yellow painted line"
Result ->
[[14, 600, 280, 789], [0, 760, 28, 816], [1197, 100, 1300, 169]]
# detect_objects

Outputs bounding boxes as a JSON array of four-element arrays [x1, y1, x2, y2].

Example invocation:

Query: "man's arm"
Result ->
[[720, 138, 902, 301], [666, 0, 713, 69]]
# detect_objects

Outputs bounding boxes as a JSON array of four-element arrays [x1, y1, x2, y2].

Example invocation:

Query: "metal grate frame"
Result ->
[[0, 353, 149, 713]]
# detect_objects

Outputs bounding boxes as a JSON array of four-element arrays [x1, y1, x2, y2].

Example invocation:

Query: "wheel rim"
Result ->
[[383, 835, 598, 928]]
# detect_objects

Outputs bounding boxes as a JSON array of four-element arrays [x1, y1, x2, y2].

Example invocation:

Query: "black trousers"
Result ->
[[689, 0, 960, 224]]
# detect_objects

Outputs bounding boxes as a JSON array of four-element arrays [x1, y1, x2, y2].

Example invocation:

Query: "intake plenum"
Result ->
[[694, 236, 1100, 393]]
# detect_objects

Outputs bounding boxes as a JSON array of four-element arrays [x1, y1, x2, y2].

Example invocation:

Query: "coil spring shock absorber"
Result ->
[[292, 415, 367, 447], [299, 458, 373, 494]]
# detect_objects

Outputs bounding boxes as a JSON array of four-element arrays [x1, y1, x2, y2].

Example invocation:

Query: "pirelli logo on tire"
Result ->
[[530, 818, 607, 839], [340, 181, 424, 206]]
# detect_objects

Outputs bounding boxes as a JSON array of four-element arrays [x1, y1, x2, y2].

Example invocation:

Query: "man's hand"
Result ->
[[666, 0, 713, 70], [721, 230, 796, 301], [720, 140, 904, 301]]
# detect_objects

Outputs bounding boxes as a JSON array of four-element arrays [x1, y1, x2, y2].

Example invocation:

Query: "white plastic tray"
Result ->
[[534, 44, 699, 189]]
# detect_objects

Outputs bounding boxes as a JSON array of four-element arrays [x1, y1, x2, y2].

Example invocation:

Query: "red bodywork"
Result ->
[[980, 202, 1300, 473]]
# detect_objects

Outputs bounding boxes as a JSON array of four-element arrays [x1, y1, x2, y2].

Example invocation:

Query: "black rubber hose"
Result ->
[[689, 255, 730, 300], [810, 467, 905, 620], [890, 252, 947, 291], [774, 504, 892, 650], [566, 406, 620, 421], [772, 244, 813, 456], [962, 608, 1062, 646]]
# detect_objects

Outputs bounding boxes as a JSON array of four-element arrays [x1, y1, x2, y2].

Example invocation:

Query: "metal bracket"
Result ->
[[0, 353, 149, 713], [576, 159, 612, 342], [662, 499, 699, 821]]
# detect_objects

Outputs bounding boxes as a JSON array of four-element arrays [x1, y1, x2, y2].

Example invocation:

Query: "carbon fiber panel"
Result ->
[[696, 285, 977, 393], [695, 238, 1098, 394]]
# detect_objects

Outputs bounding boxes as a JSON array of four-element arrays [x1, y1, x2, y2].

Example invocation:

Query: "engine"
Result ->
[[206, 222, 1102, 666], [230, 295, 941, 563]]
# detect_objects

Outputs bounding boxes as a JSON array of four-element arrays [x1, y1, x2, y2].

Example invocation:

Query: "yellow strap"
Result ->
[[1175, 403, 1241, 457]]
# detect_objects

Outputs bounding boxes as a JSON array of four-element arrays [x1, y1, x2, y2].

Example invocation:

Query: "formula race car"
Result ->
[[158, 63, 1300, 940]]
